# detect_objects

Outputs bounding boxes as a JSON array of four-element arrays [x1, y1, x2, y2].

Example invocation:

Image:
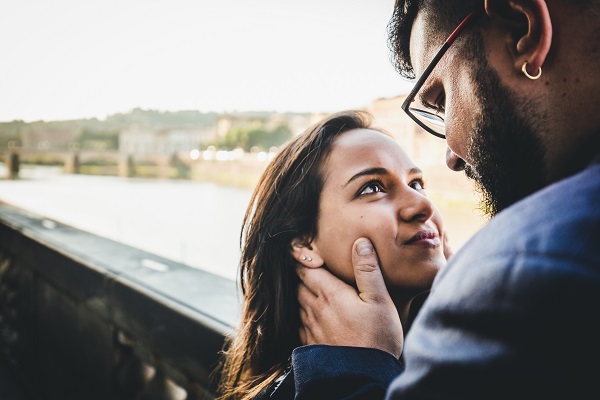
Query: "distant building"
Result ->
[[119, 126, 216, 155], [21, 124, 79, 151]]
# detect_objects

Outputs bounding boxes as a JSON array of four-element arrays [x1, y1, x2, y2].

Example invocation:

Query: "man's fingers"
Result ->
[[352, 238, 389, 303], [295, 263, 347, 297], [300, 328, 316, 345], [298, 281, 322, 323], [297, 281, 316, 305], [298, 284, 323, 332], [299, 327, 307, 345], [299, 306, 318, 345]]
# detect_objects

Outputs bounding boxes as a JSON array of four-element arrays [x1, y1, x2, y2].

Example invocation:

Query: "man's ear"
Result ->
[[291, 238, 324, 268], [485, 0, 552, 74]]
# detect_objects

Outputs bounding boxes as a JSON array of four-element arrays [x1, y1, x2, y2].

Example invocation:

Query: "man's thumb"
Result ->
[[352, 238, 388, 302]]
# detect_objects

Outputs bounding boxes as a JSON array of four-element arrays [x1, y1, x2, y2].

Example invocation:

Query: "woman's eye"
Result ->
[[359, 181, 384, 196], [410, 180, 426, 191]]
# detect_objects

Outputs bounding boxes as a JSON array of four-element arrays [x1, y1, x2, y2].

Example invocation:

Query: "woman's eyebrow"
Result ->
[[343, 167, 388, 188], [408, 167, 423, 176]]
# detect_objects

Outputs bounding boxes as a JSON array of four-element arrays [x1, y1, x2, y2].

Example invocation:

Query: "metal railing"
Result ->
[[0, 201, 240, 399]]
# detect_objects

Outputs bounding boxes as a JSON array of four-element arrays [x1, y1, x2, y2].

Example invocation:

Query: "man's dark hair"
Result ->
[[387, 0, 479, 80], [388, 0, 599, 80]]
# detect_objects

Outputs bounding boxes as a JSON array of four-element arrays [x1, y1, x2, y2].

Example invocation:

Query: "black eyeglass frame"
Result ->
[[401, 9, 482, 139]]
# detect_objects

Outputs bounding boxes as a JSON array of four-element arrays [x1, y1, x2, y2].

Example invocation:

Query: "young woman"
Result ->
[[217, 110, 447, 400]]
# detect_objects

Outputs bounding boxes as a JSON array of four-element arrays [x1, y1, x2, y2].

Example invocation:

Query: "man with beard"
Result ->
[[281, 0, 600, 399]]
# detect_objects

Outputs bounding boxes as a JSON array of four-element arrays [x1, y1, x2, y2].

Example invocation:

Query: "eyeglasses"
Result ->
[[401, 9, 481, 139]]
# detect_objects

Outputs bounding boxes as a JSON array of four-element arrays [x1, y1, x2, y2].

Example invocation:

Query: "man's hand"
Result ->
[[296, 237, 403, 358]]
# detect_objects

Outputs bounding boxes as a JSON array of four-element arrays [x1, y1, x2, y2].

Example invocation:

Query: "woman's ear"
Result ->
[[485, 0, 552, 74], [291, 238, 324, 268]]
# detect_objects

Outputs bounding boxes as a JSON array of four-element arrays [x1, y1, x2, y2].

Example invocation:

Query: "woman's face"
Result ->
[[311, 128, 445, 294]]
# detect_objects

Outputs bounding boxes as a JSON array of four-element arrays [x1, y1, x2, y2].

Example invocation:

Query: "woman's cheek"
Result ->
[[315, 227, 354, 284]]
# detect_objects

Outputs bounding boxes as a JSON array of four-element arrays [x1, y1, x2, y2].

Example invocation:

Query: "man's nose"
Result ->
[[446, 147, 466, 171]]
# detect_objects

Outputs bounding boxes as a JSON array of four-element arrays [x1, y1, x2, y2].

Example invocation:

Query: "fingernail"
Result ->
[[356, 240, 373, 256]]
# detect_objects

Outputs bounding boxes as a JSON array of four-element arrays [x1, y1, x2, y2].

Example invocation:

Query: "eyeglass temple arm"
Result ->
[[402, 9, 481, 109]]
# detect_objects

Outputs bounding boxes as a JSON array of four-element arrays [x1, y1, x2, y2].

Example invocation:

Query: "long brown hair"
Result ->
[[217, 110, 377, 400]]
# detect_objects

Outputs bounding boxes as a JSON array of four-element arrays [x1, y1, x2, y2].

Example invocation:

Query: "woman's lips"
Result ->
[[405, 230, 441, 246]]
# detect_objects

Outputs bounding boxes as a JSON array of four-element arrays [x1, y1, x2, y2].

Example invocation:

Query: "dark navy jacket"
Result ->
[[275, 155, 600, 399]]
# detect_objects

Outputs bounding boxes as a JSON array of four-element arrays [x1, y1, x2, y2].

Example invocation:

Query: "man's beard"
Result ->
[[463, 61, 547, 219]]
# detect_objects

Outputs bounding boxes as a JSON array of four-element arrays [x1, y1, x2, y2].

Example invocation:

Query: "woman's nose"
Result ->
[[398, 188, 435, 223]]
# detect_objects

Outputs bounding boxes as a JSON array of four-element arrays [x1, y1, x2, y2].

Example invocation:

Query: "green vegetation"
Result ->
[[0, 120, 24, 149], [105, 107, 218, 126], [0, 108, 221, 151], [217, 124, 292, 151], [0, 108, 307, 152]]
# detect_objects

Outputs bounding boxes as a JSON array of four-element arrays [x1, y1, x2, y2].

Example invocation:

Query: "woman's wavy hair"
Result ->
[[217, 110, 377, 400]]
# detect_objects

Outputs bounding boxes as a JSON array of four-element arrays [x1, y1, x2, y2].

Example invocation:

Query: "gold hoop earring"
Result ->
[[522, 61, 542, 80]]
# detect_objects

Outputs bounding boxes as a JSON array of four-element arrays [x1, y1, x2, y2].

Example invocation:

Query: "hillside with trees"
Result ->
[[0, 108, 309, 152]]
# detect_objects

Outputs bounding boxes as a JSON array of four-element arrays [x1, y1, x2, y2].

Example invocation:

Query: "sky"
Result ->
[[0, 0, 414, 123]]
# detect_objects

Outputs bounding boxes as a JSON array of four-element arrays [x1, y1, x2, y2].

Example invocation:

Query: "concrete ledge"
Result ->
[[0, 201, 240, 399]]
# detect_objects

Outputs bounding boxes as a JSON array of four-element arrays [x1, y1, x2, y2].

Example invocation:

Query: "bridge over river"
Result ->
[[1, 147, 271, 189]]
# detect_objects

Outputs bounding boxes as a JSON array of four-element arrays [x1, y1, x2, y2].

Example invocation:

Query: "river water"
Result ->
[[0, 165, 250, 281]]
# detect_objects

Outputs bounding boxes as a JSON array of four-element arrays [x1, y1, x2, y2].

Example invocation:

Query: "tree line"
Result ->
[[0, 108, 306, 152]]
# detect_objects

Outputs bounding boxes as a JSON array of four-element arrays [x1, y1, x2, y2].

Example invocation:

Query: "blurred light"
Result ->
[[231, 148, 244, 159], [202, 150, 213, 160], [216, 150, 229, 161], [189, 149, 200, 160], [268, 146, 278, 161], [257, 152, 267, 161]]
